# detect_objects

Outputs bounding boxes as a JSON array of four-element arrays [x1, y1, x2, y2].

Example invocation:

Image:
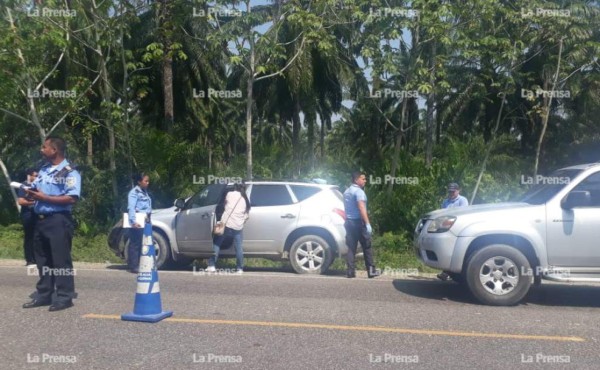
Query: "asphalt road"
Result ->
[[2, 260, 600, 369]]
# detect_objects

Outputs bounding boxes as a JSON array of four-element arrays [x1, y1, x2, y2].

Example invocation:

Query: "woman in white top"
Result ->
[[207, 183, 250, 273]]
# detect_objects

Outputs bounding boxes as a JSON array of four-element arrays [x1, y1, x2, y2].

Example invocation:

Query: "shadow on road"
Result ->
[[392, 279, 475, 304], [524, 284, 600, 307], [392, 279, 600, 307]]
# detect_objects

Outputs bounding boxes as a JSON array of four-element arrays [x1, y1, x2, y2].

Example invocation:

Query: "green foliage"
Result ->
[[0, 0, 599, 250], [0, 224, 120, 263]]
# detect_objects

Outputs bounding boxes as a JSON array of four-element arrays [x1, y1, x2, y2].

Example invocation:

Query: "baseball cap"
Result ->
[[447, 183, 460, 191]]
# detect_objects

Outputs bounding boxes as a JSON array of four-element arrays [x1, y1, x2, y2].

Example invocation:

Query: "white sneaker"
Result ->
[[236, 269, 243, 274], [205, 266, 216, 272]]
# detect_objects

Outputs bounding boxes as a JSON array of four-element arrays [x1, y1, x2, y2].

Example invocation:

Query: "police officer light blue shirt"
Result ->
[[344, 184, 367, 220], [32, 159, 81, 214], [128, 186, 152, 225], [442, 195, 468, 208]]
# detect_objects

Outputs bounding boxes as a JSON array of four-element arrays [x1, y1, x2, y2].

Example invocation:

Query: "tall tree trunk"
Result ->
[[0, 157, 20, 212], [534, 38, 563, 178], [387, 98, 408, 195], [425, 41, 437, 167], [292, 99, 302, 178], [159, 0, 174, 133], [306, 110, 315, 171], [87, 137, 93, 166]]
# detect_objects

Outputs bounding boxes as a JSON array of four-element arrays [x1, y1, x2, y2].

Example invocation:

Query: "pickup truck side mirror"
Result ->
[[174, 198, 186, 210], [561, 190, 591, 209]]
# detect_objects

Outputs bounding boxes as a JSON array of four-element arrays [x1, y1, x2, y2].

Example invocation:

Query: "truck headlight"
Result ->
[[427, 216, 456, 233]]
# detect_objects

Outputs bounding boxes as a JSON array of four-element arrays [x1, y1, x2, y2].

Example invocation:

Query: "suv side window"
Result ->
[[251, 185, 294, 206], [571, 172, 600, 206], [290, 185, 322, 202], [187, 184, 225, 209]]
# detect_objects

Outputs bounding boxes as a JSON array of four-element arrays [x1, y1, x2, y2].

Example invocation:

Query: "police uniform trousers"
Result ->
[[20, 208, 36, 264], [127, 228, 143, 270], [344, 218, 375, 274], [33, 213, 75, 303]]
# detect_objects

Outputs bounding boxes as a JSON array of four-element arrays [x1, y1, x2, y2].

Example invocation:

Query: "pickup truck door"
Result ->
[[546, 172, 600, 267], [175, 184, 225, 252]]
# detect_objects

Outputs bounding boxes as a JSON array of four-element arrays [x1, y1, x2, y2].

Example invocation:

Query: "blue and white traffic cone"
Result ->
[[121, 222, 173, 323]]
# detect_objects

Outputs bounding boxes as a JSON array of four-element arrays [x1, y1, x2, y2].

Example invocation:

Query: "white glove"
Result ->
[[366, 224, 372, 234]]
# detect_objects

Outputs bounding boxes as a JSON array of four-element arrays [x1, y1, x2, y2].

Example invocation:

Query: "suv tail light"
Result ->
[[332, 208, 346, 220]]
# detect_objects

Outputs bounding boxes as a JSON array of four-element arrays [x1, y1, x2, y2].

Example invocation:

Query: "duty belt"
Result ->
[[36, 212, 71, 220]]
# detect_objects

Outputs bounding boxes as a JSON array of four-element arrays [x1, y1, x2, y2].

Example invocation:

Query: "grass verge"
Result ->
[[0, 224, 435, 273]]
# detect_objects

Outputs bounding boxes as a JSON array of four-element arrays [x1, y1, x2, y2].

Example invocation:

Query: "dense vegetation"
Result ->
[[1, 0, 599, 249]]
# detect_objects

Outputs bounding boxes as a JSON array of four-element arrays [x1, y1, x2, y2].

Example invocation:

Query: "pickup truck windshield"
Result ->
[[519, 169, 582, 205]]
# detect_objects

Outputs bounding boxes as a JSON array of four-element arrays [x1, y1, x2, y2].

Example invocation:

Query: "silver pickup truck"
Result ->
[[414, 163, 600, 306]]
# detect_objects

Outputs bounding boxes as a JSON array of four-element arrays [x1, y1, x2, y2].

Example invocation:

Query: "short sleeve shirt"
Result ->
[[442, 195, 468, 209], [32, 159, 81, 214], [344, 184, 367, 220]]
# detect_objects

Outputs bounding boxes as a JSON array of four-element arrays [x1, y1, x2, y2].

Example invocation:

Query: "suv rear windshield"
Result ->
[[290, 185, 322, 202]]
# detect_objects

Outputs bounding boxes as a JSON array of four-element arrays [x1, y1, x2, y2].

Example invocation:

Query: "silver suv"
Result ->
[[108, 181, 347, 274], [414, 163, 600, 306]]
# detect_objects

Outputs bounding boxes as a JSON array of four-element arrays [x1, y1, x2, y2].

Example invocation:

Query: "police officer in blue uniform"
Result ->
[[22, 136, 81, 312], [343, 171, 380, 278], [127, 173, 152, 273]]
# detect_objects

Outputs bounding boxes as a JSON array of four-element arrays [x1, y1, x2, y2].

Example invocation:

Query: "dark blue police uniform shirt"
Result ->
[[32, 159, 81, 215]]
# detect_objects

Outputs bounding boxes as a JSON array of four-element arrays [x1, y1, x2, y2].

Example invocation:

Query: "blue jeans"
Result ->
[[208, 227, 244, 270]]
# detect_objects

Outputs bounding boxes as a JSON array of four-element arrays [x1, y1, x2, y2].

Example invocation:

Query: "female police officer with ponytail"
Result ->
[[127, 173, 152, 273]]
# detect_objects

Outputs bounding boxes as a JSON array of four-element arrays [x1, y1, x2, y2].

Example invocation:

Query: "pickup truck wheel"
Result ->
[[125, 230, 174, 270], [289, 235, 332, 275], [466, 245, 532, 306]]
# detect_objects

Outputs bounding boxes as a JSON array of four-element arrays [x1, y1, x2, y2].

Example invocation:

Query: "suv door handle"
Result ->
[[281, 214, 296, 219], [201, 213, 211, 219]]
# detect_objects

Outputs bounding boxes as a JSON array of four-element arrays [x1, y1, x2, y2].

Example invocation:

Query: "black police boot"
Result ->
[[368, 266, 381, 278], [49, 300, 74, 312], [23, 299, 51, 308]]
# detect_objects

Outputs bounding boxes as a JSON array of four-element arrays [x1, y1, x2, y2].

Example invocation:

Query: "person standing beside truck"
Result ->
[[127, 173, 152, 274], [343, 171, 380, 279], [438, 182, 469, 281]]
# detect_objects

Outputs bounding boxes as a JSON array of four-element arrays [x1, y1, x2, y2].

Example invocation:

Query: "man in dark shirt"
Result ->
[[17, 168, 38, 267]]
